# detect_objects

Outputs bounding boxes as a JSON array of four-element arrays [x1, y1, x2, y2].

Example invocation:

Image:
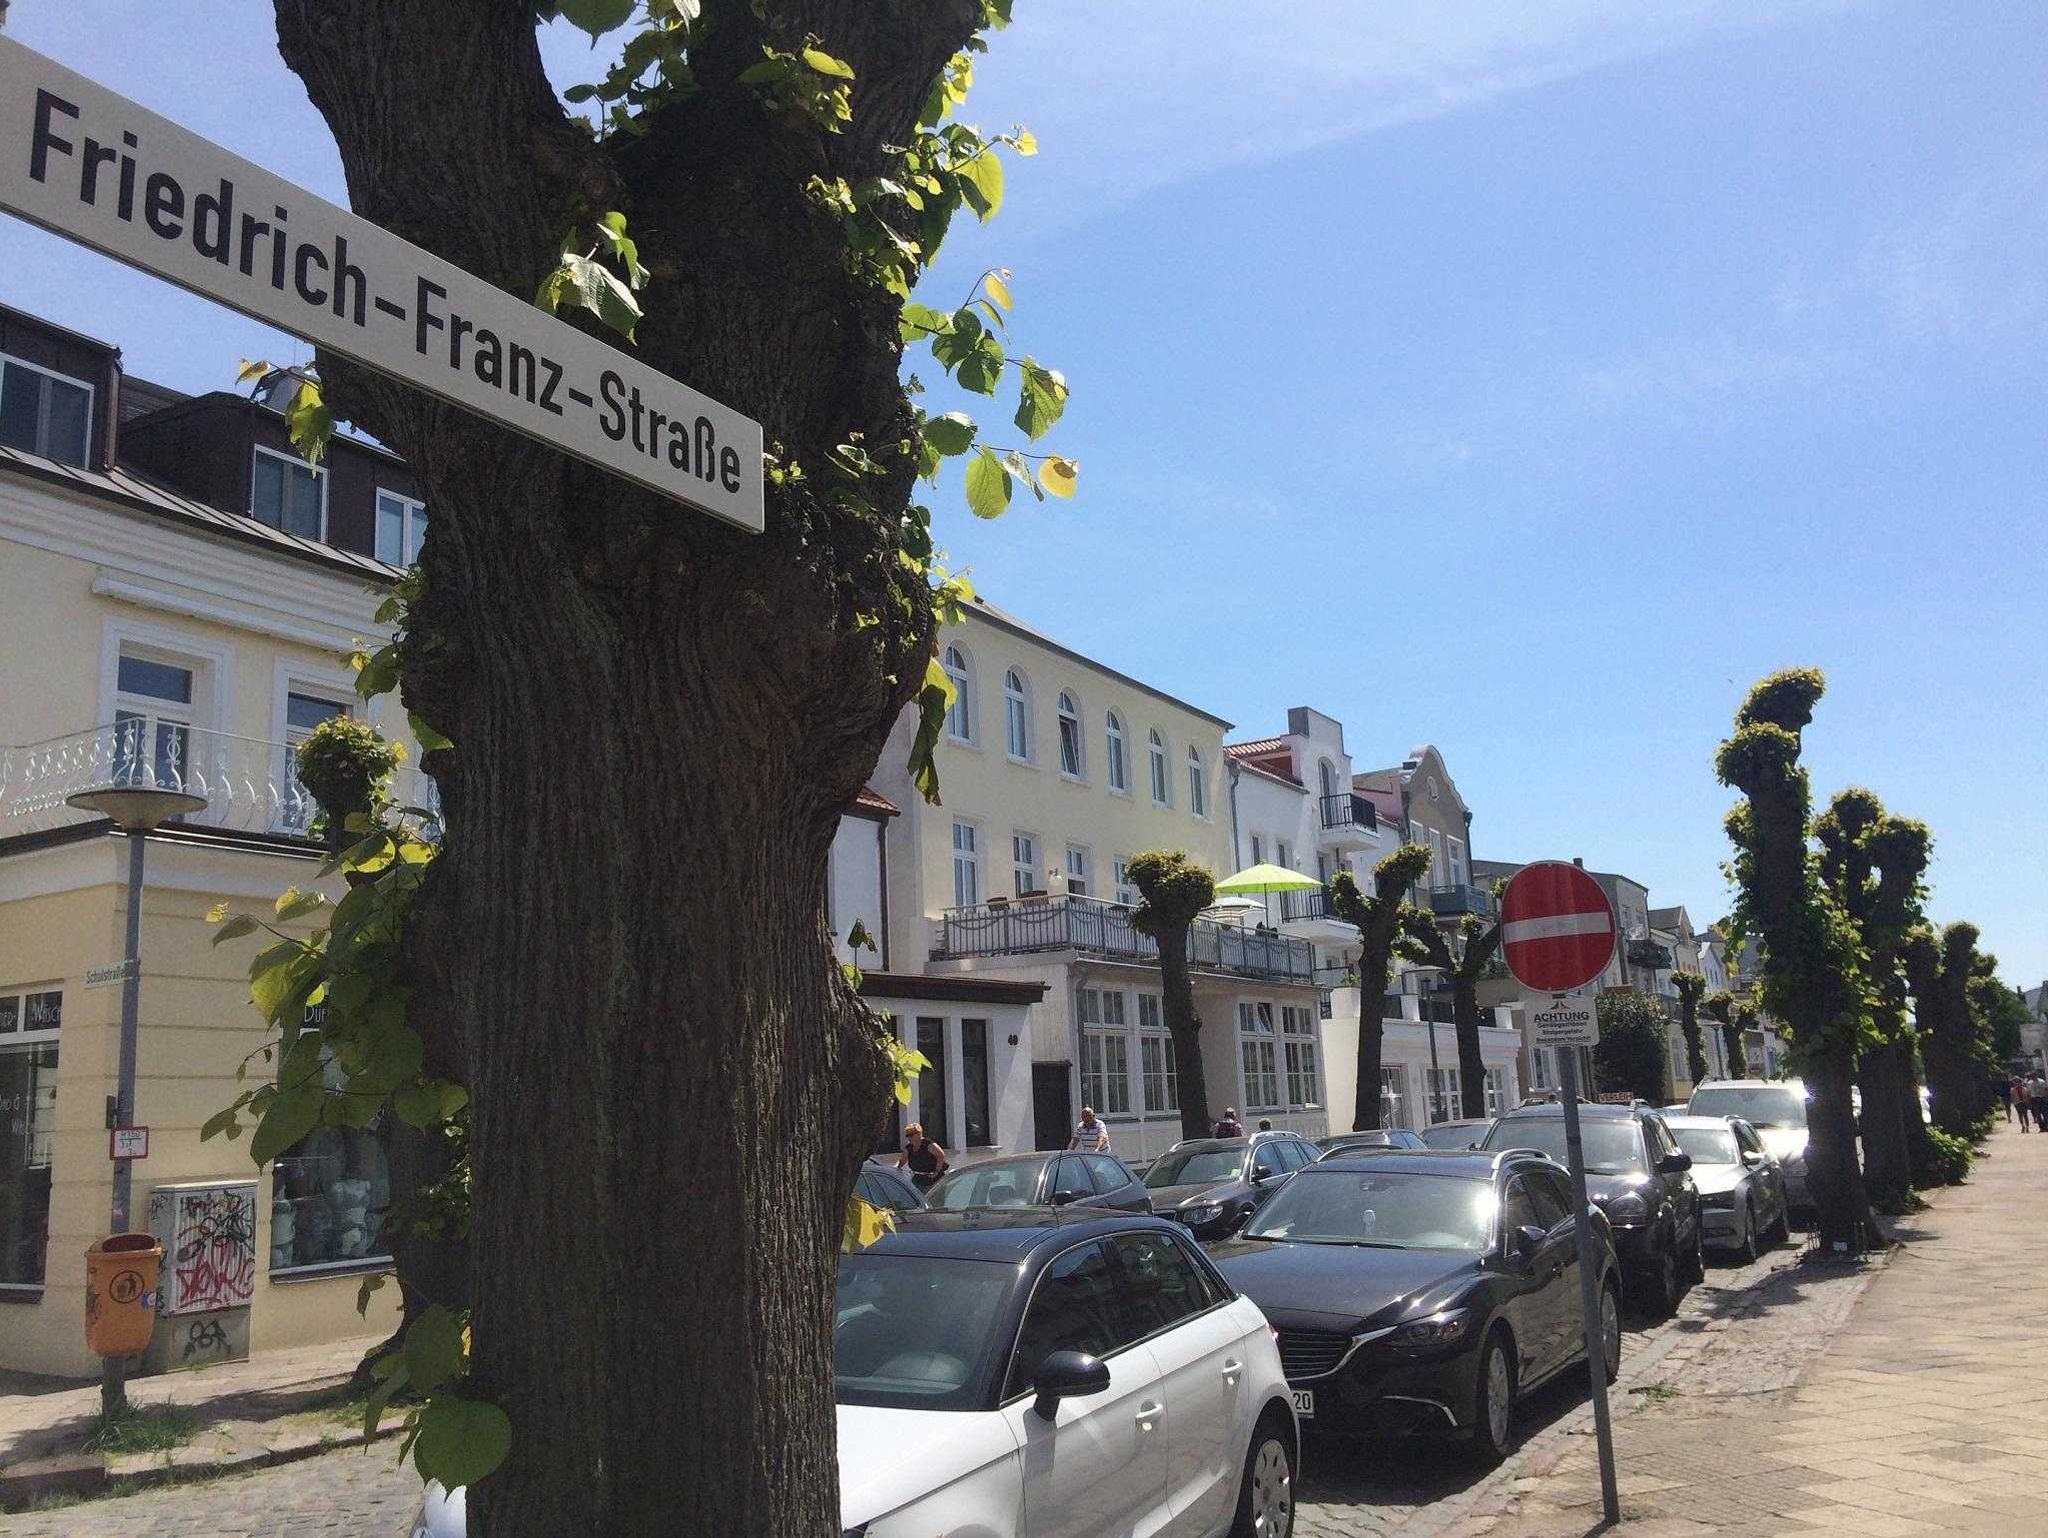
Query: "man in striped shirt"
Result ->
[[1068, 1106, 1111, 1153]]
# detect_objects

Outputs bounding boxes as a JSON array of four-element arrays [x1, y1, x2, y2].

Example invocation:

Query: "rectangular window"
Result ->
[[1250, 835, 1264, 866], [270, 1022, 392, 1273], [1237, 1002, 1279, 1109], [1448, 837, 1467, 889], [281, 690, 350, 833], [0, 354, 93, 466], [1012, 832, 1037, 897], [114, 650, 197, 792], [961, 1019, 992, 1147], [915, 1017, 950, 1148], [1077, 989, 1130, 1116], [1426, 1067, 1462, 1124], [1058, 713, 1083, 778], [1380, 1066, 1407, 1129], [0, 1011, 59, 1287], [1113, 858, 1137, 907], [1484, 1068, 1508, 1117], [1276, 840, 1291, 872], [1532, 1046, 1554, 1091], [951, 822, 979, 909], [250, 447, 326, 539], [1284, 1040, 1320, 1107], [1149, 737, 1170, 805], [1140, 1033, 1179, 1114], [1065, 845, 1090, 899], [374, 490, 428, 566]]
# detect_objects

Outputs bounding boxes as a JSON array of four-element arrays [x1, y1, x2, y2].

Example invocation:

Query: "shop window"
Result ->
[[269, 1024, 392, 1273], [0, 987, 60, 1290]]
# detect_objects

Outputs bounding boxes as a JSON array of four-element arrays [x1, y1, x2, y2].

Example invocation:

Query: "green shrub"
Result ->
[[293, 717, 398, 834], [1918, 1127, 1973, 1187]]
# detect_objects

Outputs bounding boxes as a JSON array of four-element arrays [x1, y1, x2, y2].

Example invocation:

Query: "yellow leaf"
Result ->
[[801, 46, 856, 80], [984, 273, 1013, 312], [206, 901, 230, 924], [1013, 129, 1038, 156], [1039, 456, 1079, 499]]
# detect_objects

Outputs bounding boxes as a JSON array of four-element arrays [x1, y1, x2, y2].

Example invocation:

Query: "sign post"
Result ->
[[1501, 862, 1621, 1526]]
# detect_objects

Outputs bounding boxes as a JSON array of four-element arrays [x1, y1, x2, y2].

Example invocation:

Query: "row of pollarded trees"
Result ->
[[1716, 669, 2026, 1248]]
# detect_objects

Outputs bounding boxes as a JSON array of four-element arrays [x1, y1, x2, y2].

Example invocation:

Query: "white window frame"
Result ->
[[98, 620, 232, 803], [1187, 745, 1207, 817], [1077, 987, 1132, 1116], [1011, 831, 1038, 897], [1281, 1004, 1319, 1107], [1056, 690, 1085, 780], [373, 488, 427, 567], [942, 644, 975, 745], [1148, 729, 1170, 807], [1250, 835, 1263, 866], [1447, 836, 1467, 889], [1236, 1001, 1280, 1110], [951, 820, 981, 909], [1065, 844, 1090, 899], [1380, 1066, 1407, 1129], [1104, 711, 1128, 793], [0, 350, 95, 466], [1003, 669, 1031, 763], [273, 660, 359, 835], [1113, 857, 1137, 907], [1426, 1066, 1462, 1124], [250, 445, 330, 541]]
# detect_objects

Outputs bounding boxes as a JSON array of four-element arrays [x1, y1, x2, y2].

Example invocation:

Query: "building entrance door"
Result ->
[[1032, 1062, 1073, 1152]]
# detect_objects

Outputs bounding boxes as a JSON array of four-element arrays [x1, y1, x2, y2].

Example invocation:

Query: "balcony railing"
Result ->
[[933, 893, 1314, 984], [1319, 793, 1377, 833], [1429, 883, 1496, 919], [1, 719, 439, 841], [1280, 887, 1356, 926]]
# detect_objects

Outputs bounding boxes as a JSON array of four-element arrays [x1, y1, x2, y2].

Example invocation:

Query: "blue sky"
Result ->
[[3, 2, 2042, 984]]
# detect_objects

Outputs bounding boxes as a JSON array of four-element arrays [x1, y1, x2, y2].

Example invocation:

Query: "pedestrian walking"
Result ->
[[1068, 1105, 1111, 1153], [1212, 1106, 1246, 1138], [2018, 1079, 2034, 1132], [2030, 1074, 2048, 1131], [2000, 1076, 2014, 1123], [896, 1123, 949, 1189]]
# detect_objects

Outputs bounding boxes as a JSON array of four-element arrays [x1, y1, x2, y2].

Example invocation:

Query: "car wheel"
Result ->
[[1736, 1201, 1759, 1264], [1682, 1215, 1706, 1285], [1230, 1413, 1294, 1538], [1600, 1279, 1622, 1384], [1469, 1330, 1516, 1466], [1652, 1232, 1681, 1317], [1767, 1199, 1791, 1245]]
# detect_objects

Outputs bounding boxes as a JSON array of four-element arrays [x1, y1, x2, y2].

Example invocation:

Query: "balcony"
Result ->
[[1428, 884, 1496, 920], [932, 894, 1314, 985], [1278, 886, 1359, 946], [1627, 938, 1675, 970], [1, 719, 439, 841], [1317, 792, 1378, 848]]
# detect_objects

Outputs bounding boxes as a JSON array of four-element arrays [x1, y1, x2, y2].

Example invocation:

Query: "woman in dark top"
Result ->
[[896, 1123, 950, 1190]]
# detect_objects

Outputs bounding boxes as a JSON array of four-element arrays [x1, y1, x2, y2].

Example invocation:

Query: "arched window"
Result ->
[[1148, 729, 1170, 806], [1056, 690, 1084, 778], [942, 644, 973, 744], [1004, 669, 1030, 761], [1187, 746, 1207, 816], [1105, 711, 1128, 792]]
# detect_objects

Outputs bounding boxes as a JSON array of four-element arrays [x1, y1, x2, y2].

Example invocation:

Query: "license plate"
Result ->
[[1289, 1389, 1314, 1419]]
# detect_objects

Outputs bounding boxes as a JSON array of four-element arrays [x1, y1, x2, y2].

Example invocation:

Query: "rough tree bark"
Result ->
[[1672, 973, 1709, 1087], [1704, 992, 1750, 1078], [272, 3, 982, 1531], [1404, 913, 1502, 1119], [1127, 852, 1218, 1142], [1328, 846, 1431, 1131]]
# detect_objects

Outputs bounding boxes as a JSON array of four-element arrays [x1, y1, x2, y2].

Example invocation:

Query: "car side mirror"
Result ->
[[1509, 1223, 1547, 1265], [1032, 1350, 1111, 1418], [1741, 1150, 1765, 1168], [1049, 1189, 1085, 1206], [1657, 1152, 1693, 1174]]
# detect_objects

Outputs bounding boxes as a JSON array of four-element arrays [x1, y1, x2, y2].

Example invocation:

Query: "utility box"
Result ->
[[142, 1180, 258, 1373], [83, 1234, 161, 1359]]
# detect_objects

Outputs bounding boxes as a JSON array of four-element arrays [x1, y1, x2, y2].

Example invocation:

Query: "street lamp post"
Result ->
[[65, 786, 205, 1418]]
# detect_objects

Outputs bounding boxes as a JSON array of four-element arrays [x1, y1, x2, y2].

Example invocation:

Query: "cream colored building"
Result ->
[[1, 302, 416, 1377], [868, 600, 1329, 1164]]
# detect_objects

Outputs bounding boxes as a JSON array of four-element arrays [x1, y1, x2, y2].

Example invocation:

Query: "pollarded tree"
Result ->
[[1715, 669, 1878, 1252], [256, 4, 1073, 1531], [1126, 851, 1218, 1142], [1703, 991, 1753, 1078], [1594, 990, 1671, 1104], [1327, 845, 1433, 1130], [1672, 972, 1710, 1086], [1814, 788, 1931, 1210], [1906, 922, 1983, 1139], [1402, 902, 1503, 1119]]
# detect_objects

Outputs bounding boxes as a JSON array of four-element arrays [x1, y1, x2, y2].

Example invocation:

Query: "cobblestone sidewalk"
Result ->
[[1487, 1119, 2048, 1537]]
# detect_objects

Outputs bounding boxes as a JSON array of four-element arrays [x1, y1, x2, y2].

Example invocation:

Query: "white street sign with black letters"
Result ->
[[0, 36, 763, 531], [1527, 990, 1598, 1049]]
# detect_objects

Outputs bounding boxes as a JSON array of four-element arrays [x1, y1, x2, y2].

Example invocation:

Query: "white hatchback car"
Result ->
[[412, 1209, 1297, 1538]]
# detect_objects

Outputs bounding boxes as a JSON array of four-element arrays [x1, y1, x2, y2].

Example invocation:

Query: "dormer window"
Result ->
[[251, 446, 325, 539], [0, 353, 92, 467], [375, 489, 428, 566]]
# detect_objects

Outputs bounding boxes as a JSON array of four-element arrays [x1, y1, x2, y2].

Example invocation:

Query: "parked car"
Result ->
[[1142, 1131, 1318, 1239], [923, 1151, 1150, 1213], [409, 1210, 1298, 1538], [1316, 1129, 1429, 1156], [1686, 1080, 1810, 1213], [1418, 1118, 1493, 1150], [857, 1162, 929, 1213], [1210, 1150, 1621, 1464], [1480, 1103, 1702, 1316], [1664, 1115, 1788, 1262]]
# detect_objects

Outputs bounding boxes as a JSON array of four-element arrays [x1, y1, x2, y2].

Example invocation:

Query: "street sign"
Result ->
[[0, 37, 763, 532], [109, 1126, 149, 1161], [1528, 990, 1598, 1048], [84, 959, 137, 989], [1500, 861, 1619, 995]]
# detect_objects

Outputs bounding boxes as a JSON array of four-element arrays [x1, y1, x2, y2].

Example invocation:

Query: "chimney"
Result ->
[[1572, 856, 1584, 868]]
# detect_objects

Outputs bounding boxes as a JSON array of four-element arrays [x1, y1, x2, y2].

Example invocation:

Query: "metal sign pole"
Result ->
[[1558, 1042, 1620, 1525]]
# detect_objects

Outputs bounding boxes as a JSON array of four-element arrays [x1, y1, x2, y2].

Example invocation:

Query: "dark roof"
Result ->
[[849, 786, 899, 819], [118, 376, 188, 421], [869, 1207, 1175, 1262], [856, 972, 1047, 1006]]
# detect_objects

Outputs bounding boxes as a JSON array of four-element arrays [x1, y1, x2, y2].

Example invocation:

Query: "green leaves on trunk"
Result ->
[[535, 212, 649, 344], [235, 360, 333, 466]]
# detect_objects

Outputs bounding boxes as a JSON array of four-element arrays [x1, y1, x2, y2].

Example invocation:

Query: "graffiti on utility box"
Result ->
[[146, 1181, 257, 1316]]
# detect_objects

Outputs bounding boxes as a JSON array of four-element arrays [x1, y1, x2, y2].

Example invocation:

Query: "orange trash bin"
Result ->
[[84, 1233, 162, 1358]]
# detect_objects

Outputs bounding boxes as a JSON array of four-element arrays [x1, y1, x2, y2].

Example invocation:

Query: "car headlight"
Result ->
[[1180, 1202, 1224, 1225], [1605, 1193, 1649, 1223], [1391, 1309, 1471, 1347]]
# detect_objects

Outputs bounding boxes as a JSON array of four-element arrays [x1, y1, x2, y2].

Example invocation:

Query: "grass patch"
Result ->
[[1629, 1381, 1681, 1402], [81, 1402, 201, 1456]]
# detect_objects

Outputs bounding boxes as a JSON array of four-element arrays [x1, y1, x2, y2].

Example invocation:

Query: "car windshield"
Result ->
[[1144, 1147, 1245, 1188], [1482, 1118, 1645, 1174], [1690, 1086, 1807, 1129], [925, 1161, 1041, 1209], [1243, 1168, 1497, 1250], [1672, 1126, 1739, 1165], [835, 1254, 1013, 1410]]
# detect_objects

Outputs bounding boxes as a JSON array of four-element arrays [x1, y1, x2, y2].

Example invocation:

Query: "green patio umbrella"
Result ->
[[1213, 862, 1323, 897]]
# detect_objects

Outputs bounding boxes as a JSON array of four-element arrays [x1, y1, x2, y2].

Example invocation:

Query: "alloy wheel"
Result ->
[[1600, 1285, 1621, 1382], [1486, 1343, 1513, 1448], [1251, 1437, 1293, 1536]]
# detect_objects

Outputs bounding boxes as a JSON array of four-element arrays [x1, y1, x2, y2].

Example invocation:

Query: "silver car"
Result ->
[[1686, 1080, 1810, 1213], [1664, 1114, 1788, 1261]]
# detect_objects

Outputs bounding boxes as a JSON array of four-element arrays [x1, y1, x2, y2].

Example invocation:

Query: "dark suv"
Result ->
[[1142, 1130, 1318, 1239], [1479, 1103, 1701, 1315]]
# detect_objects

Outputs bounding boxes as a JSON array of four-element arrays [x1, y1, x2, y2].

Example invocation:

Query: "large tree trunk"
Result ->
[[272, 3, 978, 1531], [1452, 978, 1487, 1119], [1156, 930, 1213, 1142], [1805, 1047, 1880, 1250], [1352, 1003, 1387, 1132], [1856, 1040, 1912, 1208]]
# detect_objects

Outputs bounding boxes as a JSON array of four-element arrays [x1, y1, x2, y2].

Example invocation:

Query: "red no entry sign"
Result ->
[[1499, 861, 1618, 995]]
